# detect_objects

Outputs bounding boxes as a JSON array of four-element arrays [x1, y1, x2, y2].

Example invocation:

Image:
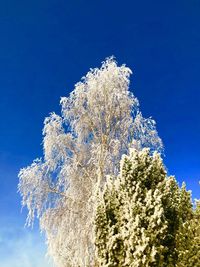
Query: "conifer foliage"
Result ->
[[95, 148, 199, 267], [176, 198, 200, 267]]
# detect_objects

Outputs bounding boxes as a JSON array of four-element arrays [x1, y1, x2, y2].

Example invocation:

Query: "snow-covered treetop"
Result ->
[[18, 57, 163, 267]]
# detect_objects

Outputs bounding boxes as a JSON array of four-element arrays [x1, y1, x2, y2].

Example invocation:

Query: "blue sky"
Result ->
[[0, 0, 200, 266]]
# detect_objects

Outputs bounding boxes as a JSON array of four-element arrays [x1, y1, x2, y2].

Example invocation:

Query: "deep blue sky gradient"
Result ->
[[0, 0, 200, 265]]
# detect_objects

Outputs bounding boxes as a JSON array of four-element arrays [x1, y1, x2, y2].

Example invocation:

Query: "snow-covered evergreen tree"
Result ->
[[95, 148, 185, 267], [176, 197, 200, 267], [18, 58, 163, 267]]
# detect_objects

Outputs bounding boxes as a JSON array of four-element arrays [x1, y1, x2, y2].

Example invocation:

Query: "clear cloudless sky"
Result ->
[[0, 0, 200, 266]]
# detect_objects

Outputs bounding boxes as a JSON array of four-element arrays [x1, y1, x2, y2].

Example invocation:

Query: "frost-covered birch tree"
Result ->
[[18, 57, 163, 267]]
